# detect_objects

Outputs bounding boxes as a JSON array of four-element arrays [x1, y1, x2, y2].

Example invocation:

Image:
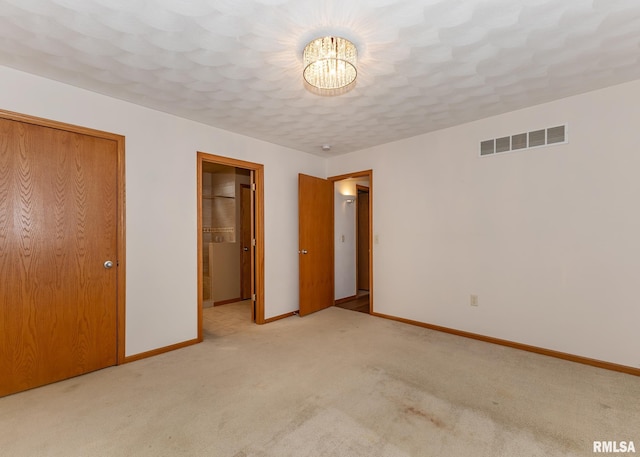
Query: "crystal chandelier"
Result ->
[[303, 36, 357, 96]]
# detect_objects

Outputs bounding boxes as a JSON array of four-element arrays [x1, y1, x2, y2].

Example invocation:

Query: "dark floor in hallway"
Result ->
[[335, 291, 369, 314]]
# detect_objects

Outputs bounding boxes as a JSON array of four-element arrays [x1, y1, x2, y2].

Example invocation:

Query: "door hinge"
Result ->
[[252, 238, 256, 247], [252, 294, 256, 301], [251, 183, 256, 191]]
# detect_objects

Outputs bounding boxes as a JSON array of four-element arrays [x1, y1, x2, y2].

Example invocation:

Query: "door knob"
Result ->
[[301, 250, 308, 254], [243, 247, 249, 251], [104, 260, 114, 269]]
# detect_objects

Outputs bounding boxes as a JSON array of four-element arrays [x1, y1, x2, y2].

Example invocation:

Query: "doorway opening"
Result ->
[[197, 152, 265, 341], [330, 170, 373, 314]]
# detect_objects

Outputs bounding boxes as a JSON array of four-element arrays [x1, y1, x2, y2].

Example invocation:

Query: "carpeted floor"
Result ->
[[1, 303, 638, 456]]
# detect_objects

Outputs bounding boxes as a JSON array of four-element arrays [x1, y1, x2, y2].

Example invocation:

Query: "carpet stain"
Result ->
[[404, 406, 446, 429], [63, 383, 80, 393]]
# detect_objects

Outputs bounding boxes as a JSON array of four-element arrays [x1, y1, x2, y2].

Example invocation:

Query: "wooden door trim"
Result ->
[[372, 311, 640, 377], [329, 169, 372, 182], [0, 108, 127, 364], [240, 183, 252, 301], [328, 170, 373, 314], [197, 152, 265, 336], [263, 311, 297, 324], [355, 185, 370, 294]]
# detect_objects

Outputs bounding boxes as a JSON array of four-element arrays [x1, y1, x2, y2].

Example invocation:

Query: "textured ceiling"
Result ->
[[0, 0, 639, 157]]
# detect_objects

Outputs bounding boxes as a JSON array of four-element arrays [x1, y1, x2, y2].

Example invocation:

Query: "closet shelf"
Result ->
[[202, 195, 235, 200], [203, 227, 234, 233]]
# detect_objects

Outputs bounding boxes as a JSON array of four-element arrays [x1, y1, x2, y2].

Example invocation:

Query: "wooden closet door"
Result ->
[[0, 117, 118, 396]]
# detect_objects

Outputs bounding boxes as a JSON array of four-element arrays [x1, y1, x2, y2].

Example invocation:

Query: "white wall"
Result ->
[[334, 179, 370, 300], [5, 62, 639, 369], [0, 65, 325, 356], [328, 79, 640, 369], [334, 183, 357, 300]]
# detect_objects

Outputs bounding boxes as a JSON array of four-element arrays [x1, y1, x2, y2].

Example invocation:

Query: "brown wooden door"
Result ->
[[298, 174, 334, 316], [240, 184, 252, 301], [0, 117, 118, 397], [357, 188, 370, 291]]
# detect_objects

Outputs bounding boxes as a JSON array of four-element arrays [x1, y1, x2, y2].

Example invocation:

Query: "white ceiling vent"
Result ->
[[480, 124, 567, 157]]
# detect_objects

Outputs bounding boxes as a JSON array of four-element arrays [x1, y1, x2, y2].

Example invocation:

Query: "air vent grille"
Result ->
[[496, 136, 510, 153], [480, 140, 494, 156], [547, 125, 566, 144], [479, 124, 567, 157], [511, 133, 527, 150], [529, 129, 546, 147]]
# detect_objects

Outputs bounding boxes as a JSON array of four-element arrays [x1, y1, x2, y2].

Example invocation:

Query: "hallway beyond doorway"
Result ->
[[335, 291, 369, 314], [203, 300, 253, 338]]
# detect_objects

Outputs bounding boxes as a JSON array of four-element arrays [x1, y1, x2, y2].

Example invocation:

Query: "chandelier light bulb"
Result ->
[[303, 36, 357, 96]]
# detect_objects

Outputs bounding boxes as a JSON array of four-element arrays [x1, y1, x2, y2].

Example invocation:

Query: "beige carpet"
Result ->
[[1, 303, 638, 456]]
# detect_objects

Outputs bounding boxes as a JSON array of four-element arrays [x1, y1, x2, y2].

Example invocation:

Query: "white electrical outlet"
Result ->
[[470, 294, 479, 307]]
